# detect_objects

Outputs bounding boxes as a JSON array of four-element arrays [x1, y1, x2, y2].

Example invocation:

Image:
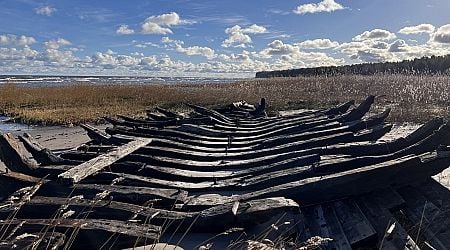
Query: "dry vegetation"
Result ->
[[1, 74, 450, 125]]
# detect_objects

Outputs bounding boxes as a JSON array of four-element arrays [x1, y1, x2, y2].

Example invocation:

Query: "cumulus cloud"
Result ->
[[141, 12, 193, 34], [0, 34, 36, 46], [388, 39, 408, 52], [398, 24, 435, 34], [176, 45, 216, 59], [296, 38, 339, 49], [35, 6, 56, 16], [260, 40, 299, 56], [44, 38, 71, 50], [222, 24, 267, 48], [353, 29, 396, 41], [431, 24, 450, 43], [116, 25, 135, 35], [294, 0, 345, 14], [0, 46, 38, 60]]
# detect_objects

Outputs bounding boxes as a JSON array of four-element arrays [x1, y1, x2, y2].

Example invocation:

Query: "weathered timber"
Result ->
[[0, 232, 66, 250], [105, 125, 390, 162], [182, 104, 384, 139], [396, 186, 450, 248], [320, 203, 352, 250], [338, 95, 375, 123], [79, 124, 112, 144], [58, 137, 152, 184], [11, 196, 298, 232], [155, 107, 184, 118], [332, 199, 377, 247], [326, 117, 445, 156], [106, 109, 385, 148], [0, 133, 38, 173], [0, 219, 161, 239], [18, 133, 80, 166], [185, 151, 450, 207], [356, 192, 419, 250], [115, 154, 320, 181]]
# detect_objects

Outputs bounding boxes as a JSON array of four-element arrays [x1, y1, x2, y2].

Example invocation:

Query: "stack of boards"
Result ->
[[1, 96, 450, 249]]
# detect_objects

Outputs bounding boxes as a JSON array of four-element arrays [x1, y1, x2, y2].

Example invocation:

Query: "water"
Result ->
[[0, 116, 32, 132], [0, 75, 245, 87]]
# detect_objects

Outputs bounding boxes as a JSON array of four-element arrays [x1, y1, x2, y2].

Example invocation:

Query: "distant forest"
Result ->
[[255, 54, 450, 78]]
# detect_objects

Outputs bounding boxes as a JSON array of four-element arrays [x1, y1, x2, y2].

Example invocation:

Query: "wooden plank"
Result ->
[[18, 133, 79, 166], [396, 186, 450, 249], [0, 219, 161, 239], [58, 138, 152, 184], [0, 132, 38, 173], [372, 188, 406, 210], [80, 124, 112, 144], [357, 195, 419, 250], [185, 153, 450, 207], [0, 232, 66, 249], [332, 199, 377, 247], [321, 203, 352, 250]]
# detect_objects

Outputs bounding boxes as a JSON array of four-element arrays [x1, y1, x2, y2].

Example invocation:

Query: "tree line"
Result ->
[[255, 54, 450, 78]]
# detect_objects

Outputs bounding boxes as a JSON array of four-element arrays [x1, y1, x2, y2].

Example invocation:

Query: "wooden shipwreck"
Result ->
[[1, 96, 450, 249]]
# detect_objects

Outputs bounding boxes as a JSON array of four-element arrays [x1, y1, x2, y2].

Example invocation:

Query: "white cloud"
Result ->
[[222, 24, 267, 48], [0, 46, 38, 60], [141, 12, 193, 35], [35, 6, 56, 16], [0, 34, 36, 46], [399, 24, 435, 34], [296, 38, 339, 49], [260, 40, 299, 56], [353, 29, 396, 41], [44, 38, 71, 50], [116, 25, 135, 35], [294, 0, 345, 15], [431, 24, 450, 43], [175, 45, 216, 59], [41, 49, 77, 67], [91, 51, 118, 69], [241, 24, 268, 34], [146, 12, 194, 26], [388, 39, 408, 52]]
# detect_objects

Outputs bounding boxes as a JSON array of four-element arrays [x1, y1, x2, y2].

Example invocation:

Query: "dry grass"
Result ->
[[1, 74, 450, 125]]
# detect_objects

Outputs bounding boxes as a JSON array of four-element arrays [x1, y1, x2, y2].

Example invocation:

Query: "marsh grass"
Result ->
[[1, 74, 450, 125]]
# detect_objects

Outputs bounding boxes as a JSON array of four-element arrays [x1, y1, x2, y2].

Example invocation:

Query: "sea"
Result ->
[[0, 75, 246, 87]]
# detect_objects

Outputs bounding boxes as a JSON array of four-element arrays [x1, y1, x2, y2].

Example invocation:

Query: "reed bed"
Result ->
[[0, 74, 449, 125]]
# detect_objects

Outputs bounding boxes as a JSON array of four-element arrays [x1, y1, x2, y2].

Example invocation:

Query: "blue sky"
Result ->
[[1, 0, 450, 77]]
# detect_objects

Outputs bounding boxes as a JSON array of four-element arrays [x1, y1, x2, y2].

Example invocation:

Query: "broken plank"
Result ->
[[357, 195, 419, 250], [321, 203, 352, 250], [0, 219, 161, 239], [332, 199, 377, 248], [18, 133, 79, 166], [0, 133, 38, 173], [58, 137, 152, 184]]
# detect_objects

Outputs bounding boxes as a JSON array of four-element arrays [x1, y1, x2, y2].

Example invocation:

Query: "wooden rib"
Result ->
[[185, 151, 450, 207], [58, 138, 152, 184]]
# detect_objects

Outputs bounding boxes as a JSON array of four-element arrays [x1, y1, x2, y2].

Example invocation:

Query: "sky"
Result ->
[[0, 0, 450, 77]]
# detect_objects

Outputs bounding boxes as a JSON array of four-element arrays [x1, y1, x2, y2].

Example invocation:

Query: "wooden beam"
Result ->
[[58, 138, 151, 184], [0, 219, 161, 239], [0, 133, 38, 173]]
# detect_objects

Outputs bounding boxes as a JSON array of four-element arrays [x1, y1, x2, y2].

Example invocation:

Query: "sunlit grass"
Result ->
[[0, 74, 449, 125]]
